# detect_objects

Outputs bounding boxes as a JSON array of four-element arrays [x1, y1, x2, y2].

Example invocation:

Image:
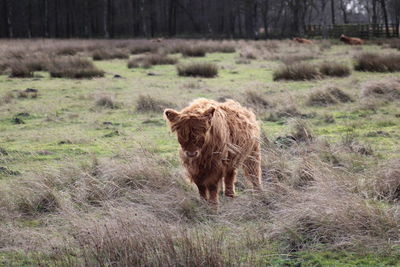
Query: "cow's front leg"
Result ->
[[207, 183, 219, 207], [196, 183, 208, 201]]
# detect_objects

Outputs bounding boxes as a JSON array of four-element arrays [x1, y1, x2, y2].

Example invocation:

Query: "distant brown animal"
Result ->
[[293, 37, 313, 45], [339, 34, 364, 45], [164, 98, 262, 207]]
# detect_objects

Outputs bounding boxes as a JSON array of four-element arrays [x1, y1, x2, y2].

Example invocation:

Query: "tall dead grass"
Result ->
[[354, 52, 400, 72]]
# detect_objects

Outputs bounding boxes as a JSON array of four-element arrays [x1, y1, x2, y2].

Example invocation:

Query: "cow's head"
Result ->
[[164, 107, 215, 158]]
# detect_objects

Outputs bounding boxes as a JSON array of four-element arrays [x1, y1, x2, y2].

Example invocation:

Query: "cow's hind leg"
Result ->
[[224, 168, 237, 197], [243, 146, 262, 191]]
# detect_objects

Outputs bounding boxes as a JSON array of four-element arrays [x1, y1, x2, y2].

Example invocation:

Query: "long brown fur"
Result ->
[[164, 98, 262, 207], [339, 34, 364, 45], [293, 37, 313, 45]]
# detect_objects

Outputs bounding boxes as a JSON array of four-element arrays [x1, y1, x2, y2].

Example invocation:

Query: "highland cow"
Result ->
[[164, 98, 262, 207], [293, 37, 313, 45], [339, 34, 364, 45]]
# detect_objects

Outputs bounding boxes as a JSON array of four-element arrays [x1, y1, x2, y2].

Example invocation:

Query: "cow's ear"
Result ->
[[203, 107, 215, 120], [164, 109, 180, 122]]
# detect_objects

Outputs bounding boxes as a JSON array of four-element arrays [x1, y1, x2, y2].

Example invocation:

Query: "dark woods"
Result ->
[[0, 0, 399, 39]]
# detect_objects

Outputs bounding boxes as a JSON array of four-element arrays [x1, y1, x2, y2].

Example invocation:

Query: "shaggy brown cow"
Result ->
[[293, 37, 313, 45], [339, 34, 364, 45], [164, 98, 262, 207]]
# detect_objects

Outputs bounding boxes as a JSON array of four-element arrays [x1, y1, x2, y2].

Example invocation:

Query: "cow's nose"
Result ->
[[185, 151, 198, 157]]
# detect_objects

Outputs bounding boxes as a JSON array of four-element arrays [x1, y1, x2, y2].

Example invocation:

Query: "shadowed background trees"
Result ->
[[0, 0, 398, 38]]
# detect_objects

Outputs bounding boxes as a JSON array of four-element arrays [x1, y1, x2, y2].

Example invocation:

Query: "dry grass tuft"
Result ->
[[273, 63, 321, 81], [360, 78, 400, 100], [135, 94, 173, 113], [243, 90, 271, 114], [307, 86, 353, 106], [354, 52, 400, 72], [280, 53, 315, 65], [92, 49, 129, 60], [177, 62, 218, 78], [179, 45, 207, 57], [128, 54, 177, 68], [366, 159, 400, 202], [49, 57, 104, 79], [271, 179, 399, 251], [130, 43, 158, 54], [92, 92, 118, 109], [0, 92, 15, 105], [9, 61, 34, 78], [319, 61, 351, 77], [289, 119, 315, 143]]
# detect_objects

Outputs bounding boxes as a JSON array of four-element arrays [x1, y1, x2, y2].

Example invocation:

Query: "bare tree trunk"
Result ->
[[372, 0, 378, 24], [44, 0, 49, 37], [27, 0, 32, 37], [330, 0, 335, 25], [340, 0, 348, 24], [380, 0, 390, 37], [103, 0, 109, 37]]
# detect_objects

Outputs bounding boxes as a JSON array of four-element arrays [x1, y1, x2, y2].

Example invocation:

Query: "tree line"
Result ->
[[0, 0, 399, 39]]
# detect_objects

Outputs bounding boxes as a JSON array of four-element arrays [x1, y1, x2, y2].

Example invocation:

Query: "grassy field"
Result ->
[[0, 39, 399, 266]]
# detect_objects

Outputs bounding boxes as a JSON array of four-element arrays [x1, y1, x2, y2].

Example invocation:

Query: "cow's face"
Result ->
[[164, 107, 215, 158]]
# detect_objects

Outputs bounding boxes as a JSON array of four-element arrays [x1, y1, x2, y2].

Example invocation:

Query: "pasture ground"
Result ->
[[0, 39, 399, 266]]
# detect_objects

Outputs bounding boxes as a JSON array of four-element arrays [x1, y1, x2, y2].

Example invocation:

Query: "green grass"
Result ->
[[1, 47, 399, 175]]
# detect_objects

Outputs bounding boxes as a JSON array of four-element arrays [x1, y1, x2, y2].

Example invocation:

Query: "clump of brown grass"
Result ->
[[239, 48, 258, 60], [319, 61, 351, 77], [280, 53, 315, 65], [54, 46, 81, 56], [289, 119, 314, 143], [180, 45, 207, 57], [354, 52, 400, 72], [130, 43, 158, 54], [273, 63, 321, 81], [49, 57, 104, 79], [92, 92, 118, 109], [92, 49, 129, 60], [360, 78, 400, 100], [71, 211, 261, 267], [135, 94, 173, 113], [177, 62, 218, 78], [366, 159, 400, 202], [128, 54, 177, 68], [340, 132, 373, 156], [11, 177, 60, 216], [271, 177, 399, 251], [243, 90, 271, 114], [266, 101, 302, 122], [307, 86, 353, 106], [0, 92, 15, 105], [9, 61, 34, 78], [318, 40, 332, 51], [206, 42, 236, 53], [235, 57, 251, 64]]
